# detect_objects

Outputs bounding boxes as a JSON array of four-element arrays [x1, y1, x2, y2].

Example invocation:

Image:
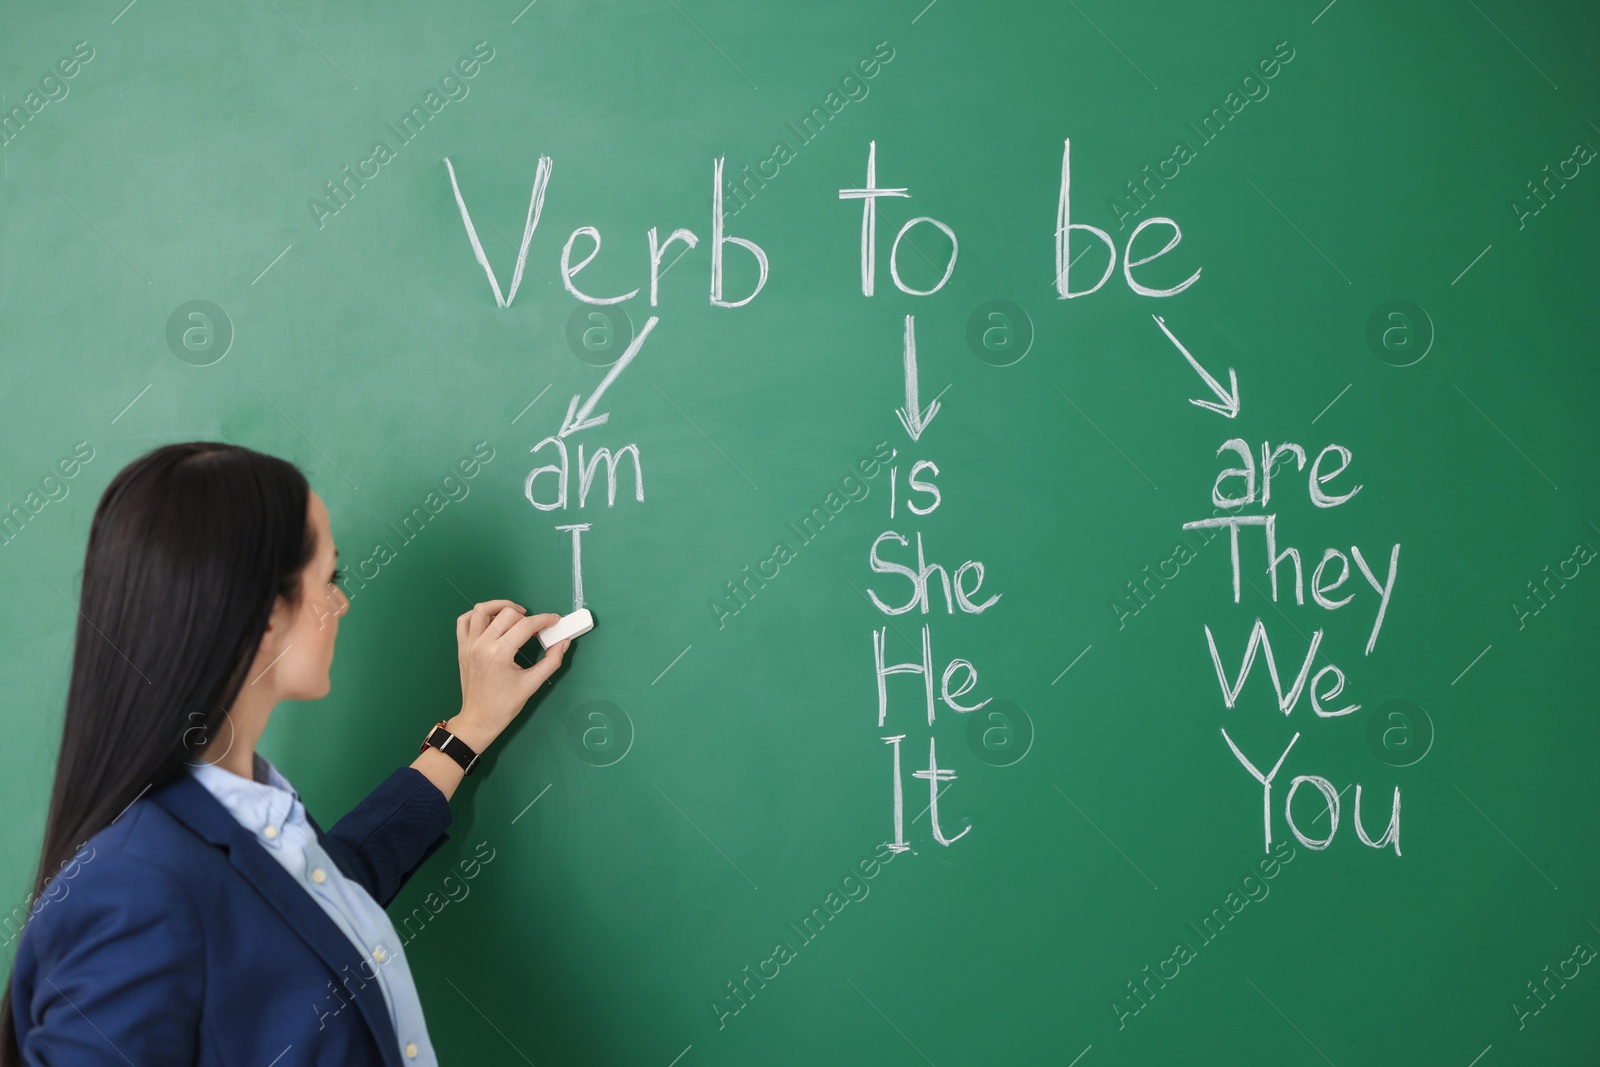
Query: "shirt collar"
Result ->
[[186, 751, 303, 845]]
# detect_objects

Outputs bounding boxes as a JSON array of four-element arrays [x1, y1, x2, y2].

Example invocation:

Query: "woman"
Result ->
[[2, 442, 571, 1065]]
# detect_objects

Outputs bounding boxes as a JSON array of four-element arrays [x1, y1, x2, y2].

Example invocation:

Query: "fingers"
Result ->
[[470, 601, 528, 643], [465, 600, 526, 640], [518, 638, 570, 698], [459, 599, 522, 627], [484, 605, 528, 640], [501, 612, 561, 650]]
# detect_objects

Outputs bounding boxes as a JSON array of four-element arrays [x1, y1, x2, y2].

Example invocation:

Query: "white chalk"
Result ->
[[538, 608, 594, 650]]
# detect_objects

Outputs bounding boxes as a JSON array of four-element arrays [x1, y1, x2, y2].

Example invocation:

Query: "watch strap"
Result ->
[[420, 720, 479, 775]]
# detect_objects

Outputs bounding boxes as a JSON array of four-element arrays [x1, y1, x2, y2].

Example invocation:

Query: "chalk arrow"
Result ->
[[559, 315, 659, 438], [895, 315, 944, 442], [1152, 314, 1240, 419]]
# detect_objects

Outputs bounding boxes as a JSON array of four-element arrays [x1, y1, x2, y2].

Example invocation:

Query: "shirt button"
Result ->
[[263, 825, 278, 840], [405, 1042, 419, 1058], [310, 868, 327, 884], [372, 946, 386, 963]]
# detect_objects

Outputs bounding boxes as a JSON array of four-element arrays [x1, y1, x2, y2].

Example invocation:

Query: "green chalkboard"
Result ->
[[4, 0, 1599, 1063]]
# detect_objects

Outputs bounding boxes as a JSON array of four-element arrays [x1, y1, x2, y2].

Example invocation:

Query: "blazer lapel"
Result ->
[[150, 772, 404, 1067]]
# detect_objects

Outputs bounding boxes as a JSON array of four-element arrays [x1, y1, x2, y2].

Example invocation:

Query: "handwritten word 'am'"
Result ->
[[523, 438, 642, 512]]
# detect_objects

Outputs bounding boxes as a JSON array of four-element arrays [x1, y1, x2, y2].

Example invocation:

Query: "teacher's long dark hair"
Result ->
[[1, 442, 316, 1062]]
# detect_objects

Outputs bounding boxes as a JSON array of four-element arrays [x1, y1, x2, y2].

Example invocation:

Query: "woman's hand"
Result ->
[[412, 599, 571, 801], [448, 599, 571, 753]]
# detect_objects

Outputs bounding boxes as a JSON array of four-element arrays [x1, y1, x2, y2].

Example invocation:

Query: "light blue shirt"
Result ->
[[187, 752, 437, 1064]]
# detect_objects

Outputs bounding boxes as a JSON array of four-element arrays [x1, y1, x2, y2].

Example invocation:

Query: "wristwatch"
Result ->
[[420, 720, 480, 775]]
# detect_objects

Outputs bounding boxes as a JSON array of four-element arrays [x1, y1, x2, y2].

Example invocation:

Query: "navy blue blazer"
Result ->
[[11, 765, 453, 1065]]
